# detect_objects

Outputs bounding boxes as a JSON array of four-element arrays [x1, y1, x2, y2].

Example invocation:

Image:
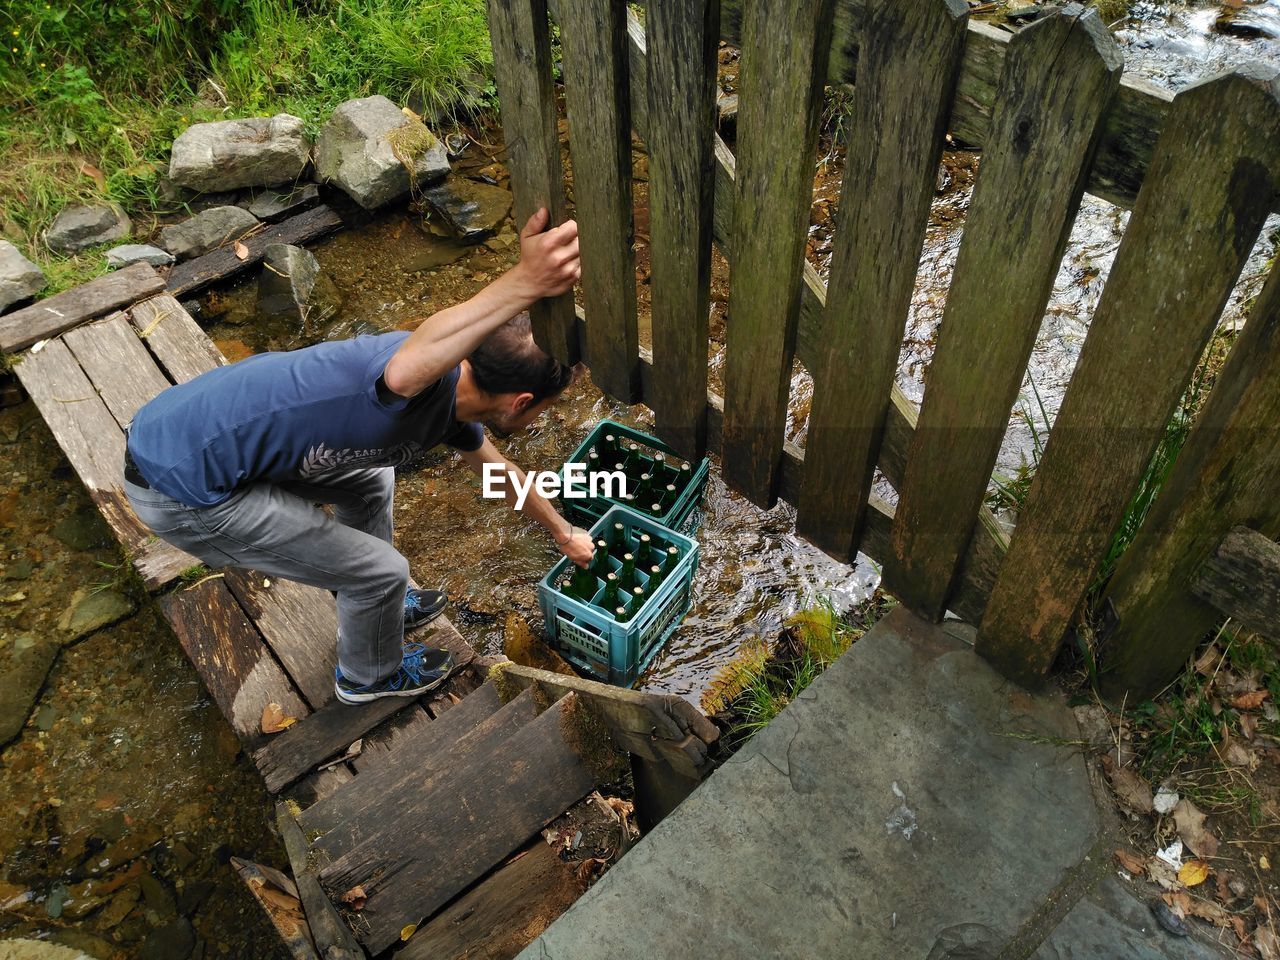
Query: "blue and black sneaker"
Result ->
[[334, 647, 455, 705], [404, 587, 447, 631]]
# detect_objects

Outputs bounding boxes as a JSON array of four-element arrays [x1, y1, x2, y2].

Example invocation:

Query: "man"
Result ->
[[124, 209, 595, 704]]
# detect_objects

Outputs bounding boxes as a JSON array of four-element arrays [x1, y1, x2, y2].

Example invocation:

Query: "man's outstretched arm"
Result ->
[[459, 438, 595, 567], [383, 209, 580, 398]]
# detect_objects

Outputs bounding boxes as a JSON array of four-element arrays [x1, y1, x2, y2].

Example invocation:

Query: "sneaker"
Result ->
[[404, 587, 447, 631], [334, 647, 455, 704]]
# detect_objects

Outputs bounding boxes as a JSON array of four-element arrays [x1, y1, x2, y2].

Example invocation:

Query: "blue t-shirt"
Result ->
[[128, 331, 484, 507]]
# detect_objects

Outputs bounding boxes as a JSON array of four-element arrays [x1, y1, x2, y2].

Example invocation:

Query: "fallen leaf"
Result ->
[[78, 161, 107, 192], [1241, 714, 1258, 739], [575, 857, 606, 884], [1262, 855, 1271, 870], [261, 702, 298, 734], [1232, 916, 1247, 943], [1257, 923, 1280, 960], [1215, 871, 1233, 903], [1179, 860, 1210, 887], [1194, 644, 1222, 676], [1115, 848, 1146, 875], [1101, 754, 1154, 814], [234, 240, 250, 260], [1185, 896, 1232, 927], [1232, 690, 1270, 710], [1172, 799, 1220, 859], [1147, 857, 1181, 892], [1163, 890, 1191, 916], [340, 885, 367, 910], [400, 923, 417, 942]]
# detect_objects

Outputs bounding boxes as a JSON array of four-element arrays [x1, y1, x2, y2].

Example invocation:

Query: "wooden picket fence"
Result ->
[[484, 0, 1280, 702]]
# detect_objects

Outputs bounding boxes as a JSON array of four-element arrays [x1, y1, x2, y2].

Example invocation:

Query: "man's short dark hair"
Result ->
[[467, 312, 574, 403]]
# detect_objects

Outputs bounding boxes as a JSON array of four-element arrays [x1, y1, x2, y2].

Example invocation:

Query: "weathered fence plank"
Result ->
[[160, 578, 310, 750], [276, 805, 363, 960], [559, 0, 639, 400], [644, 0, 720, 460], [13, 339, 194, 589], [1099, 258, 1280, 698], [796, 0, 968, 560], [885, 7, 1122, 618], [614, 8, 1009, 584], [63, 313, 173, 429], [976, 66, 1280, 687], [1190, 528, 1280, 640], [0, 263, 165, 352], [129, 295, 226, 384], [721, 0, 836, 507], [486, 0, 579, 364]]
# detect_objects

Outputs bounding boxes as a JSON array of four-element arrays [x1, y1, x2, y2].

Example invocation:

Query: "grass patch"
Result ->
[[0, 0, 493, 291], [705, 593, 894, 750]]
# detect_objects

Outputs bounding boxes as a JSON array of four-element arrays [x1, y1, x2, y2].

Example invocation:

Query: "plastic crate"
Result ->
[[558, 419, 710, 535], [538, 505, 699, 686]]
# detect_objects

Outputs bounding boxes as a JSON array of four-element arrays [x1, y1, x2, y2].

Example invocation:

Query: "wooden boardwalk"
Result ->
[[10, 283, 719, 959]]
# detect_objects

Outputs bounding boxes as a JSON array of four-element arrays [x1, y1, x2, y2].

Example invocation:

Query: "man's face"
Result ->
[[484, 393, 558, 438]]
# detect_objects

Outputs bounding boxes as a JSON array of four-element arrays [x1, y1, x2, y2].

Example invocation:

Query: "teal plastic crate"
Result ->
[[538, 505, 699, 686], [558, 419, 710, 535]]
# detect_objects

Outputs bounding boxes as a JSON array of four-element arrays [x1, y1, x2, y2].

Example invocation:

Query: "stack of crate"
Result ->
[[538, 419, 709, 686]]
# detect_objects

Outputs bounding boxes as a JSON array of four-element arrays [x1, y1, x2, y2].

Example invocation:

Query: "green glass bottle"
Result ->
[[619, 552, 636, 588], [589, 539, 611, 578], [566, 563, 598, 603], [630, 584, 646, 610], [662, 544, 680, 574], [599, 572, 621, 612], [635, 533, 653, 568], [614, 603, 631, 622], [646, 563, 665, 591]]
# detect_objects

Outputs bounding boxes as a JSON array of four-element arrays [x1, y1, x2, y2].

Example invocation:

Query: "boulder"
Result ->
[[315, 96, 450, 210], [169, 114, 310, 193], [159, 206, 259, 261], [0, 241, 45, 313], [422, 176, 513, 241], [0, 639, 59, 748], [45, 204, 130, 254], [246, 183, 320, 222], [104, 244, 174, 269], [257, 243, 340, 328], [58, 588, 135, 641]]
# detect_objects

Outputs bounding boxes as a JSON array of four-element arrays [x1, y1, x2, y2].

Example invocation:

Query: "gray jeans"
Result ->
[[125, 468, 408, 685]]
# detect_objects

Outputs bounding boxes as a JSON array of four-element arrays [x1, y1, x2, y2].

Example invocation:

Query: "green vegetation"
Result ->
[[705, 594, 893, 748], [0, 0, 493, 291]]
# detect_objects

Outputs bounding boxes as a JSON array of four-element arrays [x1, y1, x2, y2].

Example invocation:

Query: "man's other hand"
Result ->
[[514, 208, 580, 300], [559, 526, 595, 568]]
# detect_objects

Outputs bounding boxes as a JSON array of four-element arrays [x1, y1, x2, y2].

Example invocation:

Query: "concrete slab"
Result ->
[[519, 607, 1099, 960], [1031, 877, 1232, 960]]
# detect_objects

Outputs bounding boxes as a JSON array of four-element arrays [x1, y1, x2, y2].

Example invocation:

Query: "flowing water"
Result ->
[[2, 5, 1278, 955]]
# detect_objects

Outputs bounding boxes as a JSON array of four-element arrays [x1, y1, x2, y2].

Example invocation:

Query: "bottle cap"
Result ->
[[606, 572, 618, 583], [632, 586, 644, 597], [623, 553, 634, 562]]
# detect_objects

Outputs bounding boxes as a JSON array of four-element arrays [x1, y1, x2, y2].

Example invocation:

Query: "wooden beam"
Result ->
[[319, 693, 595, 955], [796, 0, 969, 560], [224, 569, 340, 711], [13, 338, 195, 589], [486, 0, 579, 364], [276, 805, 363, 960], [62, 313, 172, 428], [559, 0, 640, 399], [977, 67, 1280, 687], [644, 0, 720, 459], [0, 263, 165, 353], [885, 7, 1123, 618], [165, 205, 343, 299], [160, 578, 310, 751], [128, 295, 227, 384], [1098, 257, 1280, 699], [1191, 528, 1280, 640]]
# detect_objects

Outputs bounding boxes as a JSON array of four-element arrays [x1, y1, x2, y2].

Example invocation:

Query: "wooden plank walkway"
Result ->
[[10, 286, 720, 959]]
